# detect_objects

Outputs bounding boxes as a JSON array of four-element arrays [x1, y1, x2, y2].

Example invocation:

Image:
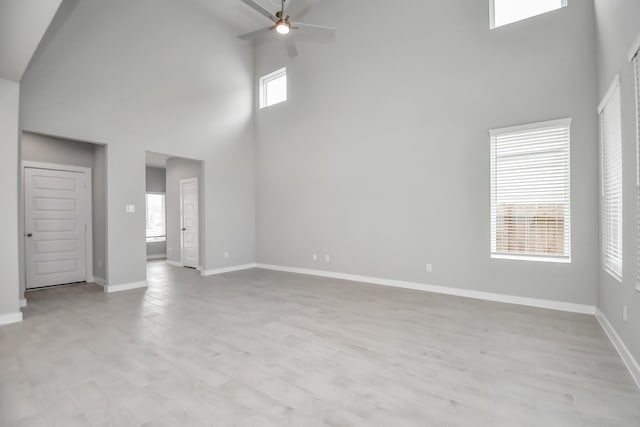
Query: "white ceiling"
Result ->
[[0, 0, 62, 82], [193, 0, 320, 35]]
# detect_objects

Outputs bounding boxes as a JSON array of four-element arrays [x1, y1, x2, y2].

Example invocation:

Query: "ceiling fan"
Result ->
[[238, 0, 336, 56]]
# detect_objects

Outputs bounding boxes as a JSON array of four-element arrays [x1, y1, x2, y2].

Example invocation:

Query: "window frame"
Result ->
[[632, 44, 640, 293], [145, 192, 166, 243], [259, 67, 287, 109], [489, 117, 572, 263], [490, 0, 568, 30], [598, 75, 624, 282]]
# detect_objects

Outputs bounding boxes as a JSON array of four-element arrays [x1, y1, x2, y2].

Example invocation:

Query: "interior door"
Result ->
[[25, 168, 88, 289], [180, 177, 199, 269]]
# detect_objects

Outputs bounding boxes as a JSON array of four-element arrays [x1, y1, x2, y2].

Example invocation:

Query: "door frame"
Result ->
[[179, 177, 199, 269], [22, 161, 94, 285]]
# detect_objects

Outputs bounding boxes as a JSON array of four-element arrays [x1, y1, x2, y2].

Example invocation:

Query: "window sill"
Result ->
[[491, 254, 571, 264]]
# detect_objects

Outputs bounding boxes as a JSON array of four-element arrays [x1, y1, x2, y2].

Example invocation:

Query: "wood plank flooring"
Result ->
[[1, 261, 639, 426]]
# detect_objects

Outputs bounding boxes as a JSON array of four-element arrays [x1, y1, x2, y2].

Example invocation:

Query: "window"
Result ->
[[259, 67, 287, 109], [146, 193, 166, 242], [490, 118, 571, 262], [599, 76, 623, 281], [490, 0, 567, 29]]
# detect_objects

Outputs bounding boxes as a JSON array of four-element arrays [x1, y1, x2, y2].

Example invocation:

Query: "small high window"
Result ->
[[490, 0, 567, 29], [259, 67, 287, 109]]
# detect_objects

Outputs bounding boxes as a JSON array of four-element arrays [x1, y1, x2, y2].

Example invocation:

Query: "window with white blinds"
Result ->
[[599, 76, 623, 281], [490, 118, 571, 262]]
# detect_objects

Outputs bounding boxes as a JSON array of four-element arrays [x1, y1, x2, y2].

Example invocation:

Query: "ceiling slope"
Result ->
[[0, 0, 62, 82]]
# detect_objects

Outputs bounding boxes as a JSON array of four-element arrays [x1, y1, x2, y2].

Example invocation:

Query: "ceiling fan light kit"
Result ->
[[238, 0, 336, 56]]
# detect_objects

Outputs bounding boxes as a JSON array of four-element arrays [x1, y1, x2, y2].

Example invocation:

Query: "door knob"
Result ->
[[181, 228, 186, 231], [26, 233, 33, 237]]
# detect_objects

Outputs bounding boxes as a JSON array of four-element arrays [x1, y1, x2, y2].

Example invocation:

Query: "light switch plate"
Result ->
[[126, 204, 135, 213]]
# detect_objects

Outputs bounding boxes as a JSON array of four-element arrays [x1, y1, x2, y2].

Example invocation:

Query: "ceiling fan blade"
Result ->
[[291, 22, 336, 36], [285, 39, 298, 57], [238, 27, 273, 40], [239, 0, 277, 22]]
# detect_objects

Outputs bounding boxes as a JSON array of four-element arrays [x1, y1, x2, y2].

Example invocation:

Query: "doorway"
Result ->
[[23, 163, 92, 289]]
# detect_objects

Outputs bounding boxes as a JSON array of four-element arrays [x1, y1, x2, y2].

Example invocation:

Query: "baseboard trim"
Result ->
[[147, 254, 167, 260], [19, 298, 27, 308], [596, 308, 640, 389], [105, 281, 147, 293], [166, 260, 183, 267], [201, 263, 258, 276], [255, 264, 596, 315], [93, 277, 106, 287], [0, 312, 23, 325]]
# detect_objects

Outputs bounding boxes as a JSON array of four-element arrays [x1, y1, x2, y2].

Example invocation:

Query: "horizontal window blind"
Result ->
[[600, 78, 623, 281], [490, 119, 571, 261]]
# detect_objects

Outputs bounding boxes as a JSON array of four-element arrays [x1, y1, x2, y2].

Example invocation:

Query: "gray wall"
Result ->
[[93, 145, 107, 281], [146, 166, 166, 258], [0, 78, 20, 317], [594, 0, 640, 365], [255, 0, 600, 305], [166, 158, 203, 265], [21, 0, 256, 286], [20, 132, 108, 288]]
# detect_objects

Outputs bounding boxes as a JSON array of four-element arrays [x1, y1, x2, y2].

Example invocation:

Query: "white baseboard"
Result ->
[[19, 298, 27, 308], [255, 264, 596, 315], [166, 260, 183, 267], [596, 308, 640, 389], [201, 263, 257, 276], [0, 312, 23, 325], [105, 281, 147, 293], [147, 254, 167, 260]]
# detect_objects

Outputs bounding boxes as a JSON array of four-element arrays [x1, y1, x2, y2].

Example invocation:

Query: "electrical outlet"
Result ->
[[623, 305, 628, 322], [325, 254, 330, 262], [126, 204, 135, 213], [312, 254, 318, 261], [426, 264, 433, 273], [224, 252, 229, 259]]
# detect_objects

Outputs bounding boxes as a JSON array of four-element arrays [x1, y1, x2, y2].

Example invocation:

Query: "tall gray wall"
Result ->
[[20, 0, 256, 286], [146, 166, 166, 258], [165, 158, 203, 266], [594, 0, 640, 366], [93, 144, 107, 281], [255, 0, 600, 305], [0, 78, 21, 319]]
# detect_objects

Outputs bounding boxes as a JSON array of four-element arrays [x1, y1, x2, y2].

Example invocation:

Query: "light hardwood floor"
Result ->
[[1, 261, 639, 426]]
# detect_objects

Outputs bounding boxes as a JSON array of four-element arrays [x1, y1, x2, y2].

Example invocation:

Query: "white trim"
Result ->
[[627, 32, 640, 62], [489, 117, 572, 137], [201, 263, 257, 276], [19, 298, 27, 308], [255, 264, 595, 315], [104, 281, 147, 293], [596, 308, 640, 389], [491, 254, 571, 264], [146, 254, 167, 260], [93, 277, 106, 287], [22, 161, 94, 286], [166, 260, 183, 267], [0, 312, 23, 325], [598, 74, 621, 113]]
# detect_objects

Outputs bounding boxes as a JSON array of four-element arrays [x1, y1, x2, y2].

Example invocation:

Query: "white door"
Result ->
[[25, 168, 88, 289], [180, 177, 199, 269]]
